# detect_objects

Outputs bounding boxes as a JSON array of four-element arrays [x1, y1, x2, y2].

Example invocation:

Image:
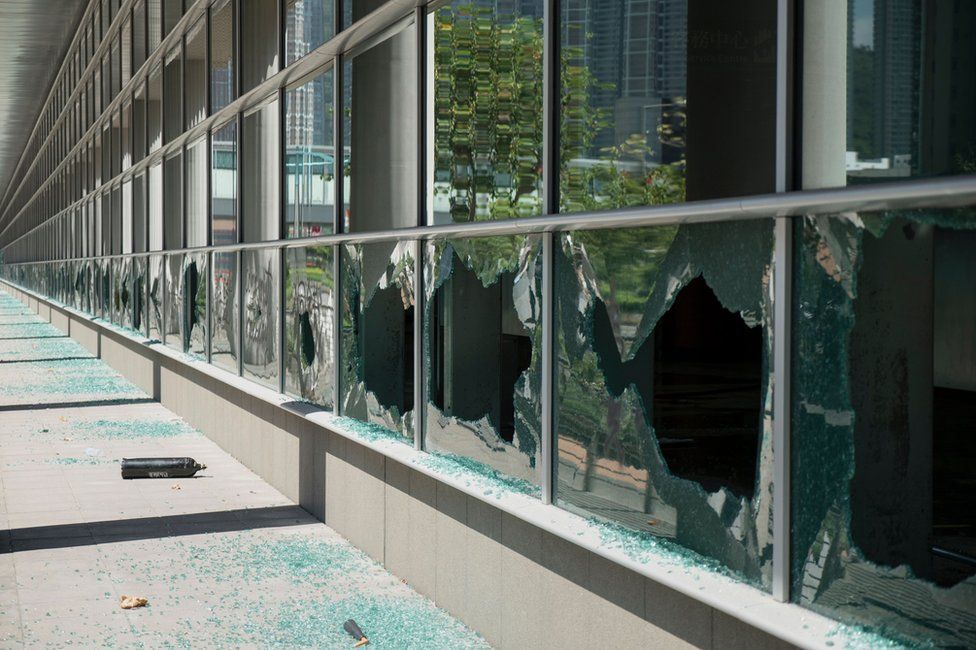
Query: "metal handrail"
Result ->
[[5, 173, 976, 265]]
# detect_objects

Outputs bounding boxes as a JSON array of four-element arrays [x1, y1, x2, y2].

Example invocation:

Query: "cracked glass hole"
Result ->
[[652, 276, 761, 499], [429, 259, 533, 443], [358, 284, 414, 416], [299, 310, 315, 367]]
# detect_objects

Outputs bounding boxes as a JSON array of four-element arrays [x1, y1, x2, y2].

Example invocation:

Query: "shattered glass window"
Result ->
[[148, 254, 164, 341], [242, 249, 279, 387], [339, 241, 414, 438], [164, 254, 183, 352], [554, 221, 776, 589], [97, 258, 111, 319], [428, 1, 543, 224], [182, 253, 208, 356], [114, 257, 132, 329], [423, 235, 543, 487], [211, 251, 239, 373], [285, 246, 335, 408], [792, 210, 976, 647], [132, 256, 147, 335]]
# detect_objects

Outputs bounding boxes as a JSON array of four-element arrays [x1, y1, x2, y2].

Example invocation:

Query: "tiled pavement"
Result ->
[[0, 290, 489, 649]]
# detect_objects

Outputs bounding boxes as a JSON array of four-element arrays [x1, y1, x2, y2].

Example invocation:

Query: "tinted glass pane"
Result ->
[[121, 101, 132, 171], [285, 0, 332, 66], [285, 68, 334, 238], [146, 0, 163, 54], [133, 82, 146, 161], [562, 0, 774, 209], [242, 98, 280, 242], [429, 2, 543, 224], [242, 0, 279, 93], [340, 241, 414, 437], [133, 0, 147, 71], [122, 180, 132, 254], [554, 221, 775, 588], [210, 0, 235, 113], [424, 235, 543, 488], [242, 248, 279, 387], [345, 22, 415, 232], [163, 152, 182, 249], [121, 17, 132, 87], [211, 251, 239, 372], [186, 136, 208, 247], [185, 18, 207, 128], [148, 65, 162, 152], [212, 121, 238, 245], [163, 0, 181, 37], [134, 172, 147, 253], [149, 161, 163, 250], [164, 47, 182, 142], [284, 245, 334, 407], [805, 1, 976, 187], [792, 210, 976, 647]]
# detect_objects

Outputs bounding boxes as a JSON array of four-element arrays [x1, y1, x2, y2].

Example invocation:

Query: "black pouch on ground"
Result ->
[[121, 457, 206, 479]]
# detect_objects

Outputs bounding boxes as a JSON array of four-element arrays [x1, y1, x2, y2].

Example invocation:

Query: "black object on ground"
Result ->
[[343, 619, 369, 647], [121, 457, 206, 479]]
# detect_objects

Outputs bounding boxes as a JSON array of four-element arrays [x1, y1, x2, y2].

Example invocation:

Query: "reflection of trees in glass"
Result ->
[[560, 22, 686, 212], [432, 4, 686, 219], [432, 3, 544, 221]]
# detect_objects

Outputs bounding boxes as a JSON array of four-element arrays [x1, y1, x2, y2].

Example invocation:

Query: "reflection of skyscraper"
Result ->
[[872, 0, 919, 163], [563, 0, 686, 162]]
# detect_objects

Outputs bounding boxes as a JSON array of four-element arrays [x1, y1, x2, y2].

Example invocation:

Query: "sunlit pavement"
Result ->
[[0, 290, 489, 649]]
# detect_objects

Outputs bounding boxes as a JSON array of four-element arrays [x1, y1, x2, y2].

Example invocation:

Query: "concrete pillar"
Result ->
[[802, 0, 848, 189]]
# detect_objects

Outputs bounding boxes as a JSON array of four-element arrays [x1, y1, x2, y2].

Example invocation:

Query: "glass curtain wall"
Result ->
[[211, 0, 235, 113], [185, 18, 207, 129], [285, 68, 334, 238], [6, 3, 976, 647]]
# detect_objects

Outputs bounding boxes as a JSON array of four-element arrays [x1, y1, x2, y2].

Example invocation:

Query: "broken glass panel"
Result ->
[[792, 209, 976, 647], [132, 256, 147, 335], [423, 235, 543, 487], [147, 254, 164, 341], [114, 257, 132, 329], [241, 248, 279, 388], [164, 254, 183, 351], [182, 253, 207, 356], [554, 221, 775, 589], [211, 251, 239, 373], [284, 245, 335, 408], [97, 258, 111, 319], [339, 241, 415, 438], [74, 261, 89, 312]]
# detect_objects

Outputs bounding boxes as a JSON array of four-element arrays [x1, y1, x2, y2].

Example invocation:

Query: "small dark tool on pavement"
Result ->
[[343, 619, 369, 647], [121, 457, 206, 479]]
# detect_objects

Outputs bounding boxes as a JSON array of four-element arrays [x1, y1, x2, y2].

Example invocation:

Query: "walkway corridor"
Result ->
[[0, 290, 488, 648]]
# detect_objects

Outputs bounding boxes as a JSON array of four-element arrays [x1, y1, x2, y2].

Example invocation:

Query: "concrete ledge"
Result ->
[[2, 282, 839, 650]]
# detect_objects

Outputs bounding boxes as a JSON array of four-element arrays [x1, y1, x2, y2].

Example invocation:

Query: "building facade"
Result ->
[[1, 0, 975, 647]]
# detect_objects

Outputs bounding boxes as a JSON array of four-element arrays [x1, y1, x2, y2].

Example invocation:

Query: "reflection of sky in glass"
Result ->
[[851, 0, 873, 49]]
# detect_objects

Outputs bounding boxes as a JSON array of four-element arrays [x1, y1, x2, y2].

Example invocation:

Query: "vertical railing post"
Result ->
[[772, 0, 795, 604], [540, 0, 560, 505], [413, 5, 427, 451], [332, 52, 343, 415]]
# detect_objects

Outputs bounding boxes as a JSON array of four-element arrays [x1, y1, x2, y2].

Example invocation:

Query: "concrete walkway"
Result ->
[[0, 290, 489, 648]]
